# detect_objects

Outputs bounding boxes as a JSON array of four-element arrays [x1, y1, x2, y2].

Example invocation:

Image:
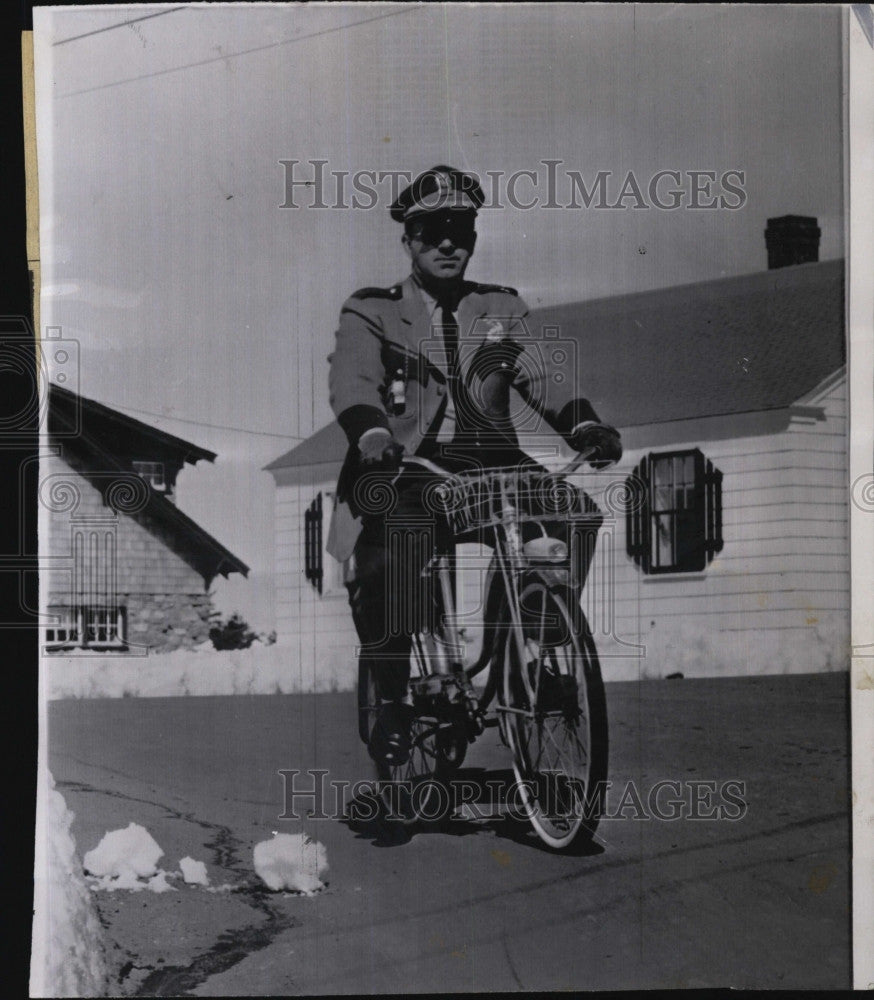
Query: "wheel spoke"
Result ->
[[502, 575, 607, 850]]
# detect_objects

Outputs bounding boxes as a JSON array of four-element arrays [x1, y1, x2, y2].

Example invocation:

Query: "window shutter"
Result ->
[[703, 459, 724, 562], [304, 493, 323, 595], [625, 457, 649, 568], [675, 449, 707, 573]]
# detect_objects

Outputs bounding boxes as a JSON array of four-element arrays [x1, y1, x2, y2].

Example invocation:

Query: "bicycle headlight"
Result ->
[[523, 537, 568, 563], [545, 541, 568, 562]]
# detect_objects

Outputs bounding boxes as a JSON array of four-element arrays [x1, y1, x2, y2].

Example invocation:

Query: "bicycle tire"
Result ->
[[499, 572, 608, 850]]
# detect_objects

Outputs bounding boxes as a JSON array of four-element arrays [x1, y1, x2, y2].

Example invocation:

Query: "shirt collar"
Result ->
[[411, 275, 459, 317]]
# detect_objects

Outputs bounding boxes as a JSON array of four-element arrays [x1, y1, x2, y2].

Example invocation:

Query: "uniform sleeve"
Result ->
[[508, 293, 602, 440], [328, 298, 391, 446]]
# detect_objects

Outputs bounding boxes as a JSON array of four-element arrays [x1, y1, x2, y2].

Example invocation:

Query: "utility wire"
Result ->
[[59, 5, 426, 99], [53, 7, 189, 46], [103, 401, 307, 440]]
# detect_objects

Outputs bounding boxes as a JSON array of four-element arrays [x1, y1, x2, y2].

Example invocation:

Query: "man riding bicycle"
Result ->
[[327, 165, 622, 768]]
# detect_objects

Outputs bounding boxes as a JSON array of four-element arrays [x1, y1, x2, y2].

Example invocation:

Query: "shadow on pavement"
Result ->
[[339, 766, 605, 856]]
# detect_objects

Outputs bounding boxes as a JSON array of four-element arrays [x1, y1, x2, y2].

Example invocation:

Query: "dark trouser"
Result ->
[[346, 453, 603, 703]]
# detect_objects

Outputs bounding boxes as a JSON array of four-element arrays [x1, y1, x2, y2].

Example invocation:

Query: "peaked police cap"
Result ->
[[390, 165, 485, 222]]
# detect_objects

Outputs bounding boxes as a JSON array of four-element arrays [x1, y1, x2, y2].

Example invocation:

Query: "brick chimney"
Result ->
[[764, 215, 821, 269]]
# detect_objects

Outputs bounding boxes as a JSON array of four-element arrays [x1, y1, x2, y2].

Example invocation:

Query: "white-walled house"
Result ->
[[265, 248, 847, 689]]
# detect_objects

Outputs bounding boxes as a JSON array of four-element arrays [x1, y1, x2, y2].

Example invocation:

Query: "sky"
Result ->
[[33, 3, 844, 631]]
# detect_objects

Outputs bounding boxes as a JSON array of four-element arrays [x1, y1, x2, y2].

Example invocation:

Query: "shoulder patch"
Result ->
[[350, 285, 402, 301], [472, 282, 519, 296]]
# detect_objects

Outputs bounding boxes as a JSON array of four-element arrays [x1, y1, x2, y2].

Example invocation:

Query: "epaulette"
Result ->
[[350, 285, 403, 301], [472, 282, 519, 296]]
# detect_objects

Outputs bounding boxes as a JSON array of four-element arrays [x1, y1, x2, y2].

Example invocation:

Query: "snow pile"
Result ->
[[253, 832, 328, 894], [145, 871, 177, 894], [83, 822, 165, 892], [595, 610, 850, 681], [46, 642, 357, 700], [30, 775, 109, 998], [82, 824, 191, 893], [179, 856, 210, 886], [81, 824, 215, 894], [44, 606, 850, 702]]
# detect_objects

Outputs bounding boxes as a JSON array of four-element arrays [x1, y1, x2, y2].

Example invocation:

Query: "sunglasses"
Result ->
[[406, 215, 476, 247]]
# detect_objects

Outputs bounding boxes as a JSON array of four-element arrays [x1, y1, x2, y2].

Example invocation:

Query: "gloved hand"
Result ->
[[357, 428, 404, 472], [568, 421, 623, 469]]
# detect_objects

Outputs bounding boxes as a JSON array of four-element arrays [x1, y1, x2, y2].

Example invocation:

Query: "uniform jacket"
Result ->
[[326, 275, 601, 560]]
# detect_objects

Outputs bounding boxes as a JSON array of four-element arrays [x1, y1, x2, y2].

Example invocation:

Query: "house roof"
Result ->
[[263, 421, 347, 472], [266, 258, 845, 471], [537, 257, 844, 428], [49, 382, 217, 464], [49, 384, 249, 583]]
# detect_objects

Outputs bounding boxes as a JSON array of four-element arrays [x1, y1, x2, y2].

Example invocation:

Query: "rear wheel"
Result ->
[[500, 574, 608, 850], [356, 658, 450, 827]]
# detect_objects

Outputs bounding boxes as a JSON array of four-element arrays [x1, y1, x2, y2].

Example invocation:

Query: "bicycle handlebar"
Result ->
[[400, 446, 598, 479]]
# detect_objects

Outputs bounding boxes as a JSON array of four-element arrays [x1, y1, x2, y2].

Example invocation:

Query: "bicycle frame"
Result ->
[[402, 448, 596, 717], [362, 447, 608, 846]]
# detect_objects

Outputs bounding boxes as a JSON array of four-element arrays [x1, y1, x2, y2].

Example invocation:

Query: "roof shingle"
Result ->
[[267, 259, 845, 471]]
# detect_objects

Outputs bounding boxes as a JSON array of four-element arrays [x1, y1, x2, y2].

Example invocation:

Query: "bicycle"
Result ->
[[356, 448, 609, 852]]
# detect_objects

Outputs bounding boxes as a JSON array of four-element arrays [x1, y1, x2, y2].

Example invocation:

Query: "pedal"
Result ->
[[410, 674, 451, 698], [481, 716, 499, 729]]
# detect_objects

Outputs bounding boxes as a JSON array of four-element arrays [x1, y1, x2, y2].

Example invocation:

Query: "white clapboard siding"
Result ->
[[605, 554, 849, 588], [579, 375, 848, 672], [274, 475, 357, 690], [270, 374, 848, 684]]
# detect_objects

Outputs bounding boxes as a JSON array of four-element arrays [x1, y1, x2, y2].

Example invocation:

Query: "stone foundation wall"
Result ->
[[41, 452, 222, 654], [126, 593, 215, 652]]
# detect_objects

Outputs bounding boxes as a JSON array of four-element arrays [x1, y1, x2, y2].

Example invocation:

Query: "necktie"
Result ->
[[440, 304, 476, 440], [440, 305, 459, 382]]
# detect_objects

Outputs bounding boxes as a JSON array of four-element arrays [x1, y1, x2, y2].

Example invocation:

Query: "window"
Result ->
[[45, 607, 78, 646], [626, 449, 723, 575], [132, 461, 166, 491], [45, 605, 127, 649]]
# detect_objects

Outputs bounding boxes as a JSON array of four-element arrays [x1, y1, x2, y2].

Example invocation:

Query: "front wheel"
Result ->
[[500, 574, 608, 851]]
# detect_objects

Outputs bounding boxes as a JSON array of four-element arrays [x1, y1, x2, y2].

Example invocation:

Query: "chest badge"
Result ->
[[483, 319, 505, 342]]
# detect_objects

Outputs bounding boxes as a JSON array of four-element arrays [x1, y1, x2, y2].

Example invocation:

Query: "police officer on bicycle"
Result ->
[[327, 165, 622, 767]]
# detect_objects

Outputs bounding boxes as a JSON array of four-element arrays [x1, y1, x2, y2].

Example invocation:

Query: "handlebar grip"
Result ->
[[560, 446, 598, 476]]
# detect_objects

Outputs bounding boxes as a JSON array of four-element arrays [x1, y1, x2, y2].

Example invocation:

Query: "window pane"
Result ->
[[652, 457, 674, 513], [651, 512, 674, 567], [684, 454, 695, 485], [81, 606, 124, 645], [132, 461, 165, 489], [47, 607, 77, 644]]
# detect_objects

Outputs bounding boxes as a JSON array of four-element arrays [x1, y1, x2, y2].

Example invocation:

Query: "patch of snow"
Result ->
[[83, 822, 163, 880], [87, 870, 145, 893], [594, 610, 851, 681], [45, 644, 357, 700], [44, 609, 850, 701], [146, 870, 176, 893], [30, 773, 109, 997], [179, 856, 209, 886], [253, 832, 328, 894]]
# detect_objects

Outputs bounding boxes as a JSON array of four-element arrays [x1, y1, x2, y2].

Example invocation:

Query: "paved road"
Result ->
[[49, 673, 850, 994]]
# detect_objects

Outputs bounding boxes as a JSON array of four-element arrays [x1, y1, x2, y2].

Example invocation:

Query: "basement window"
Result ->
[[45, 605, 127, 650]]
